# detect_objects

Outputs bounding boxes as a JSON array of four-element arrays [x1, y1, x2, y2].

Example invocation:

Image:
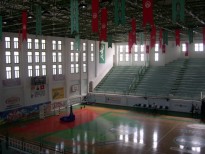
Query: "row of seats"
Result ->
[[133, 103, 169, 110]]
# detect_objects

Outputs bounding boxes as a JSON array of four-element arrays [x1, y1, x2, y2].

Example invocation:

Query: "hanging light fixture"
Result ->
[[79, 0, 87, 9]]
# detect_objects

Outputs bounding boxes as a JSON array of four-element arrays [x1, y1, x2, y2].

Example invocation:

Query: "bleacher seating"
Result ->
[[94, 58, 205, 101], [94, 66, 140, 94], [129, 59, 185, 97]]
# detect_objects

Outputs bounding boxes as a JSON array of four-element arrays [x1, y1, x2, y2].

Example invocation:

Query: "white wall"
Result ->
[[0, 33, 115, 111]]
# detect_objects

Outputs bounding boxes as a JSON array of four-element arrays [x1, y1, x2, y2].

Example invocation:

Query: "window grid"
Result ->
[[14, 51, 19, 63], [14, 37, 19, 49], [5, 51, 11, 64], [5, 37, 11, 49], [14, 66, 20, 78], [83, 64, 86, 73], [91, 44, 94, 51], [28, 66, 33, 77], [27, 38, 32, 49], [35, 39, 39, 49], [6, 67, 12, 79]]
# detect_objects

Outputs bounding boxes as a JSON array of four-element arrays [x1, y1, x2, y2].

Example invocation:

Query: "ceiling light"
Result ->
[[79, 0, 87, 9]]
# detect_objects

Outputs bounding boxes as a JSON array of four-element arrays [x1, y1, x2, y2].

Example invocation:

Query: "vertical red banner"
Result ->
[[100, 8, 107, 41], [185, 42, 188, 56], [203, 27, 205, 46], [22, 10, 27, 41], [175, 29, 180, 46], [146, 45, 149, 54], [162, 44, 166, 53], [150, 26, 156, 49], [92, 0, 99, 33], [131, 18, 136, 44], [159, 29, 163, 48], [143, 0, 154, 27], [128, 32, 133, 54]]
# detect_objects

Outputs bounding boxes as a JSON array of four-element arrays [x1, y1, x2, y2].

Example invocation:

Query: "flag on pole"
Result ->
[[108, 35, 112, 48], [92, 0, 99, 33], [188, 28, 193, 44], [146, 45, 149, 54], [0, 16, 2, 41], [142, 0, 154, 27], [175, 29, 180, 46], [74, 34, 80, 51], [185, 42, 188, 56], [163, 30, 168, 45], [159, 29, 163, 48], [139, 32, 144, 45], [22, 10, 27, 41], [150, 26, 156, 49], [162, 44, 166, 53], [131, 18, 136, 44], [70, 0, 79, 34], [172, 0, 185, 23], [128, 32, 133, 54], [36, 5, 42, 35], [100, 8, 107, 41], [114, 0, 126, 25]]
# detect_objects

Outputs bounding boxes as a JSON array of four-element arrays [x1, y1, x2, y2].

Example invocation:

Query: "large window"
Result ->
[[83, 64, 86, 73], [71, 42, 74, 50], [71, 53, 74, 62], [83, 43, 86, 51], [141, 45, 145, 52], [58, 41, 62, 50], [5, 37, 11, 49], [76, 53, 79, 62], [91, 43, 94, 51], [14, 66, 20, 78], [35, 65, 40, 76], [91, 53, 94, 62], [28, 66, 33, 77], [155, 44, 159, 62], [58, 65, 62, 74], [14, 51, 19, 63], [195, 43, 203, 52], [53, 65, 57, 75], [42, 39, 46, 50], [35, 39, 39, 49], [14, 37, 18, 49], [27, 52, 32, 63], [135, 45, 138, 52], [83, 53, 86, 62], [71, 64, 74, 73], [75, 64, 79, 73], [52, 52, 57, 62], [27, 38, 32, 49], [5, 51, 11, 64], [42, 65, 46, 76], [35, 52, 40, 63], [58, 52, 62, 62], [42, 52, 46, 63], [6, 67, 12, 79], [52, 40, 57, 50], [182, 43, 187, 52]]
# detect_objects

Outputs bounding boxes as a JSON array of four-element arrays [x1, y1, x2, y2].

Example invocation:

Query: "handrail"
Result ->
[[0, 134, 72, 154]]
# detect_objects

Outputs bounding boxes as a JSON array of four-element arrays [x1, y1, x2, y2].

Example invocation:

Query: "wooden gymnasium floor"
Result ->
[[1, 105, 205, 154]]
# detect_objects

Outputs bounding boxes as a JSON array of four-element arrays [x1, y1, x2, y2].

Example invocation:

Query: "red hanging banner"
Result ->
[[92, 0, 99, 33], [159, 29, 163, 48], [100, 8, 107, 41], [150, 26, 156, 49], [203, 27, 205, 46], [175, 29, 180, 46], [128, 32, 133, 54], [185, 42, 188, 56], [146, 45, 149, 54], [22, 10, 27, 41], [142, 0, 154, 27], [131, 18, 136, 44], [162, 44, 166, 53]]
